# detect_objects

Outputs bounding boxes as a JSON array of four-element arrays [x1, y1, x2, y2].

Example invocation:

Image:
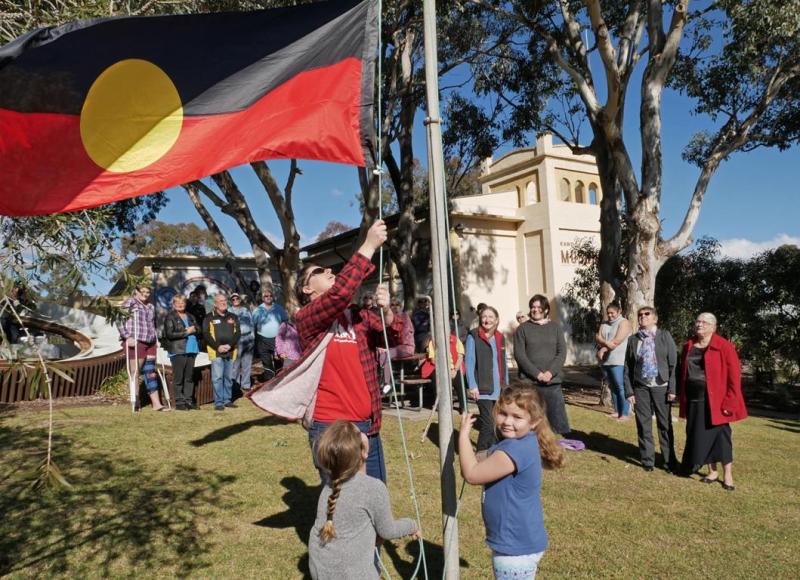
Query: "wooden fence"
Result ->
[[0, 351, 125, 403], [0, 352, 215, 406]]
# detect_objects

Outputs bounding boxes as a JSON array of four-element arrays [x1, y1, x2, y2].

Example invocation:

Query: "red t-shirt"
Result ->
[[313, 311, 371, 422]]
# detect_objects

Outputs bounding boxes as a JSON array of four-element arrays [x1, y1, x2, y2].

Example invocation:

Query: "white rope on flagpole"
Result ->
[[374, 0, 429, 577]]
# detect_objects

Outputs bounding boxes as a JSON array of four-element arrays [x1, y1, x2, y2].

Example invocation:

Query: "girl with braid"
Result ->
[[308, 420, 419, 579]]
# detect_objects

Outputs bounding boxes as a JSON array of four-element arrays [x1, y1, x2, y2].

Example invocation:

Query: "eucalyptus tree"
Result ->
[[467, 0, 800, 316], [369, 0, 505, 307]]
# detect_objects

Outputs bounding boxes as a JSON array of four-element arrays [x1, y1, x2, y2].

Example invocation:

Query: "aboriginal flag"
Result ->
[[0, 0, 377, 216]]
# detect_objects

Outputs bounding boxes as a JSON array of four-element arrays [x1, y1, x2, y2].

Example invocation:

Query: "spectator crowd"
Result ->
[[115, 222, 748, 579]]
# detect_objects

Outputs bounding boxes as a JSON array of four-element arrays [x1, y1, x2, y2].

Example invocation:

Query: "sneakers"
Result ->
[[214, 405, 225, 412], [224, 402, 238, 408]]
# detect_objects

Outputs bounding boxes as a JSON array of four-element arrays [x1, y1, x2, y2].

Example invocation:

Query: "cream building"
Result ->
[[451, 134, 602, 363]]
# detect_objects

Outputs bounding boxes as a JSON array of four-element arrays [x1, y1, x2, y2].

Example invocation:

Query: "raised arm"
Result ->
[[296, 221, 386, 340], [458, 413, 515, 485]]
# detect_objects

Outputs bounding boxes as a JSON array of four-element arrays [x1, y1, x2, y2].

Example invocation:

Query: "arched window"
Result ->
[[589, 183, 599, 205], [560, 178, 571, 201], [574, 181, 585, 204], [526, 180, 539, 204]]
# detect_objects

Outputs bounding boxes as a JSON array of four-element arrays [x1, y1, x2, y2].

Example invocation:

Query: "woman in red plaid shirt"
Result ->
[[294, 220, 401, 483]]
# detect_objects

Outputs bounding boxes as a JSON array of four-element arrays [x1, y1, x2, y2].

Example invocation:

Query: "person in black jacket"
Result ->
[[203, 294, 241, 411], [624, 306, 678, 473], [163, 295, 200, 410]]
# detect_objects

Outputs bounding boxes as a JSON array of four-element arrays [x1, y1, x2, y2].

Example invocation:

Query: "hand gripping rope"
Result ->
[[372, 1, 428, 577], [372, 0, 470, 575]]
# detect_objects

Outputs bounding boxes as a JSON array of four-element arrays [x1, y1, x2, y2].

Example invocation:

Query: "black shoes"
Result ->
[[224, 402, 238, 408], [643, 465, 654, 472], [214, 405, 225, 412]]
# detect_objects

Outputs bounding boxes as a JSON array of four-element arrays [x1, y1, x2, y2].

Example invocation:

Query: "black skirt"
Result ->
[[681, 398, 733, 468], [535, 384, 570, 435]]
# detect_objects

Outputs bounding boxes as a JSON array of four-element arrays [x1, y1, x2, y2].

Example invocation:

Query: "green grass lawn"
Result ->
[[1, 398, 798, 579]]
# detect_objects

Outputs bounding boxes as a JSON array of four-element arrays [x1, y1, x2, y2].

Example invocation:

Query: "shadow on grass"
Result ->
[[0, 423, 235, 577], [568, 429, 641, 466], [383, 536, 470, 578], [190, 415, 289, 447], [253, 475, 321, 578], [767, 417, 800, 434]]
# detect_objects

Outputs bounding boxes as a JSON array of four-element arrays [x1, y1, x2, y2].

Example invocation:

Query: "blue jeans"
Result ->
[[231, 340, 254, 391], [308, 419, 386, 484], [603, 365, 629, 417], [211, 357, 233, 407]]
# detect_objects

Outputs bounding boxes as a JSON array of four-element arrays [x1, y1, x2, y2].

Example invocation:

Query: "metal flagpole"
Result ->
[[422, 0, 460, 576]]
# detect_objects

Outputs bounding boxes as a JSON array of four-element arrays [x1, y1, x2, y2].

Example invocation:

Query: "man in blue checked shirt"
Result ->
[[252, 286, 287, 380]]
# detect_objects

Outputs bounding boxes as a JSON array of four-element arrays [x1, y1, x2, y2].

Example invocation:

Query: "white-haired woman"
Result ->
[[678, 312, 748, 490]]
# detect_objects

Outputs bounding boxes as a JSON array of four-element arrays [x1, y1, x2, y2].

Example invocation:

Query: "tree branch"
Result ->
[[183, 183, 253, 296], [662, 55, 800, 257], [188, 179, 231, 214], [640, 0, 688, 199], [211, 170, 279, 255], [249, 161, 297, 252], [585, 0, 621, 117], [183, 183, 237, 257]]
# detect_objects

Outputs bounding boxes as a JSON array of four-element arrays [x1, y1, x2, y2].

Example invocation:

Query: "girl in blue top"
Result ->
[[459, 383, 565, 579]]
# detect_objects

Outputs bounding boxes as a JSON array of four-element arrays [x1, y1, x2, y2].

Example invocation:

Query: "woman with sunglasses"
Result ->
[[623, 306, 678, 473], [248, 220, 402, 484]]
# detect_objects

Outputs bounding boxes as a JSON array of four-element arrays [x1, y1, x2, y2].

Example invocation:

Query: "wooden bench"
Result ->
[[381, 354, 431, 411]]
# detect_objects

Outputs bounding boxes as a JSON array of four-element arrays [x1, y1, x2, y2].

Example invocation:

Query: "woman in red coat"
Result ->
[[679, 312, 748, 490]]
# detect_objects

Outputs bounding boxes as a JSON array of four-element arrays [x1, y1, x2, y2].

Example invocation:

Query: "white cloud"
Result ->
[[718, 233, 800, 260], [331, 188, 344, 197]]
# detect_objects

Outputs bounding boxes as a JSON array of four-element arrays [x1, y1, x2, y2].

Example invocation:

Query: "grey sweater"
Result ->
[[513, 321, 567, 384], [309, 472, 416, 580]]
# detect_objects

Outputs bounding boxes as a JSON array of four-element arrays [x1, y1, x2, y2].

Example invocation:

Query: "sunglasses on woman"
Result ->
[[304, 266, 326, 285]]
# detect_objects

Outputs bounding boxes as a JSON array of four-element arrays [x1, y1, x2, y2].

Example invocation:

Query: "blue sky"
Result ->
[[155, 85, 799, 263], [153, 14, 800, 268]]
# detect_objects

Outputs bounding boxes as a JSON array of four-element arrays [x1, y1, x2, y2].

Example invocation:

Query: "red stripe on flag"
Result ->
[[0, 58, 365, 216]]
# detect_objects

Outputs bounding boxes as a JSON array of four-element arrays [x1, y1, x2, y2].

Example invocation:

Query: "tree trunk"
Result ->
[[184, 183, 252, 298], [591, 137, 625, 313], [251, 245, 272, 295], [249, 160, 302, 309], [626, 197, 663, 319], [277, 243, 300, 310]]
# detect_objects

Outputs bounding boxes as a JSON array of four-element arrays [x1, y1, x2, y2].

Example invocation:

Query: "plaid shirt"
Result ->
[[118, 297, 157, 344], [296, 253, 400, 435]]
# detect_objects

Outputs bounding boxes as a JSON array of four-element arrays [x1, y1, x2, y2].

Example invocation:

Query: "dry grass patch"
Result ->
[[0, 399, 798, 578]]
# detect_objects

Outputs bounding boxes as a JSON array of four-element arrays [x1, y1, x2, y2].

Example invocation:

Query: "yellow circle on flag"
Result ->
[[80, 59, 183, 173]]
